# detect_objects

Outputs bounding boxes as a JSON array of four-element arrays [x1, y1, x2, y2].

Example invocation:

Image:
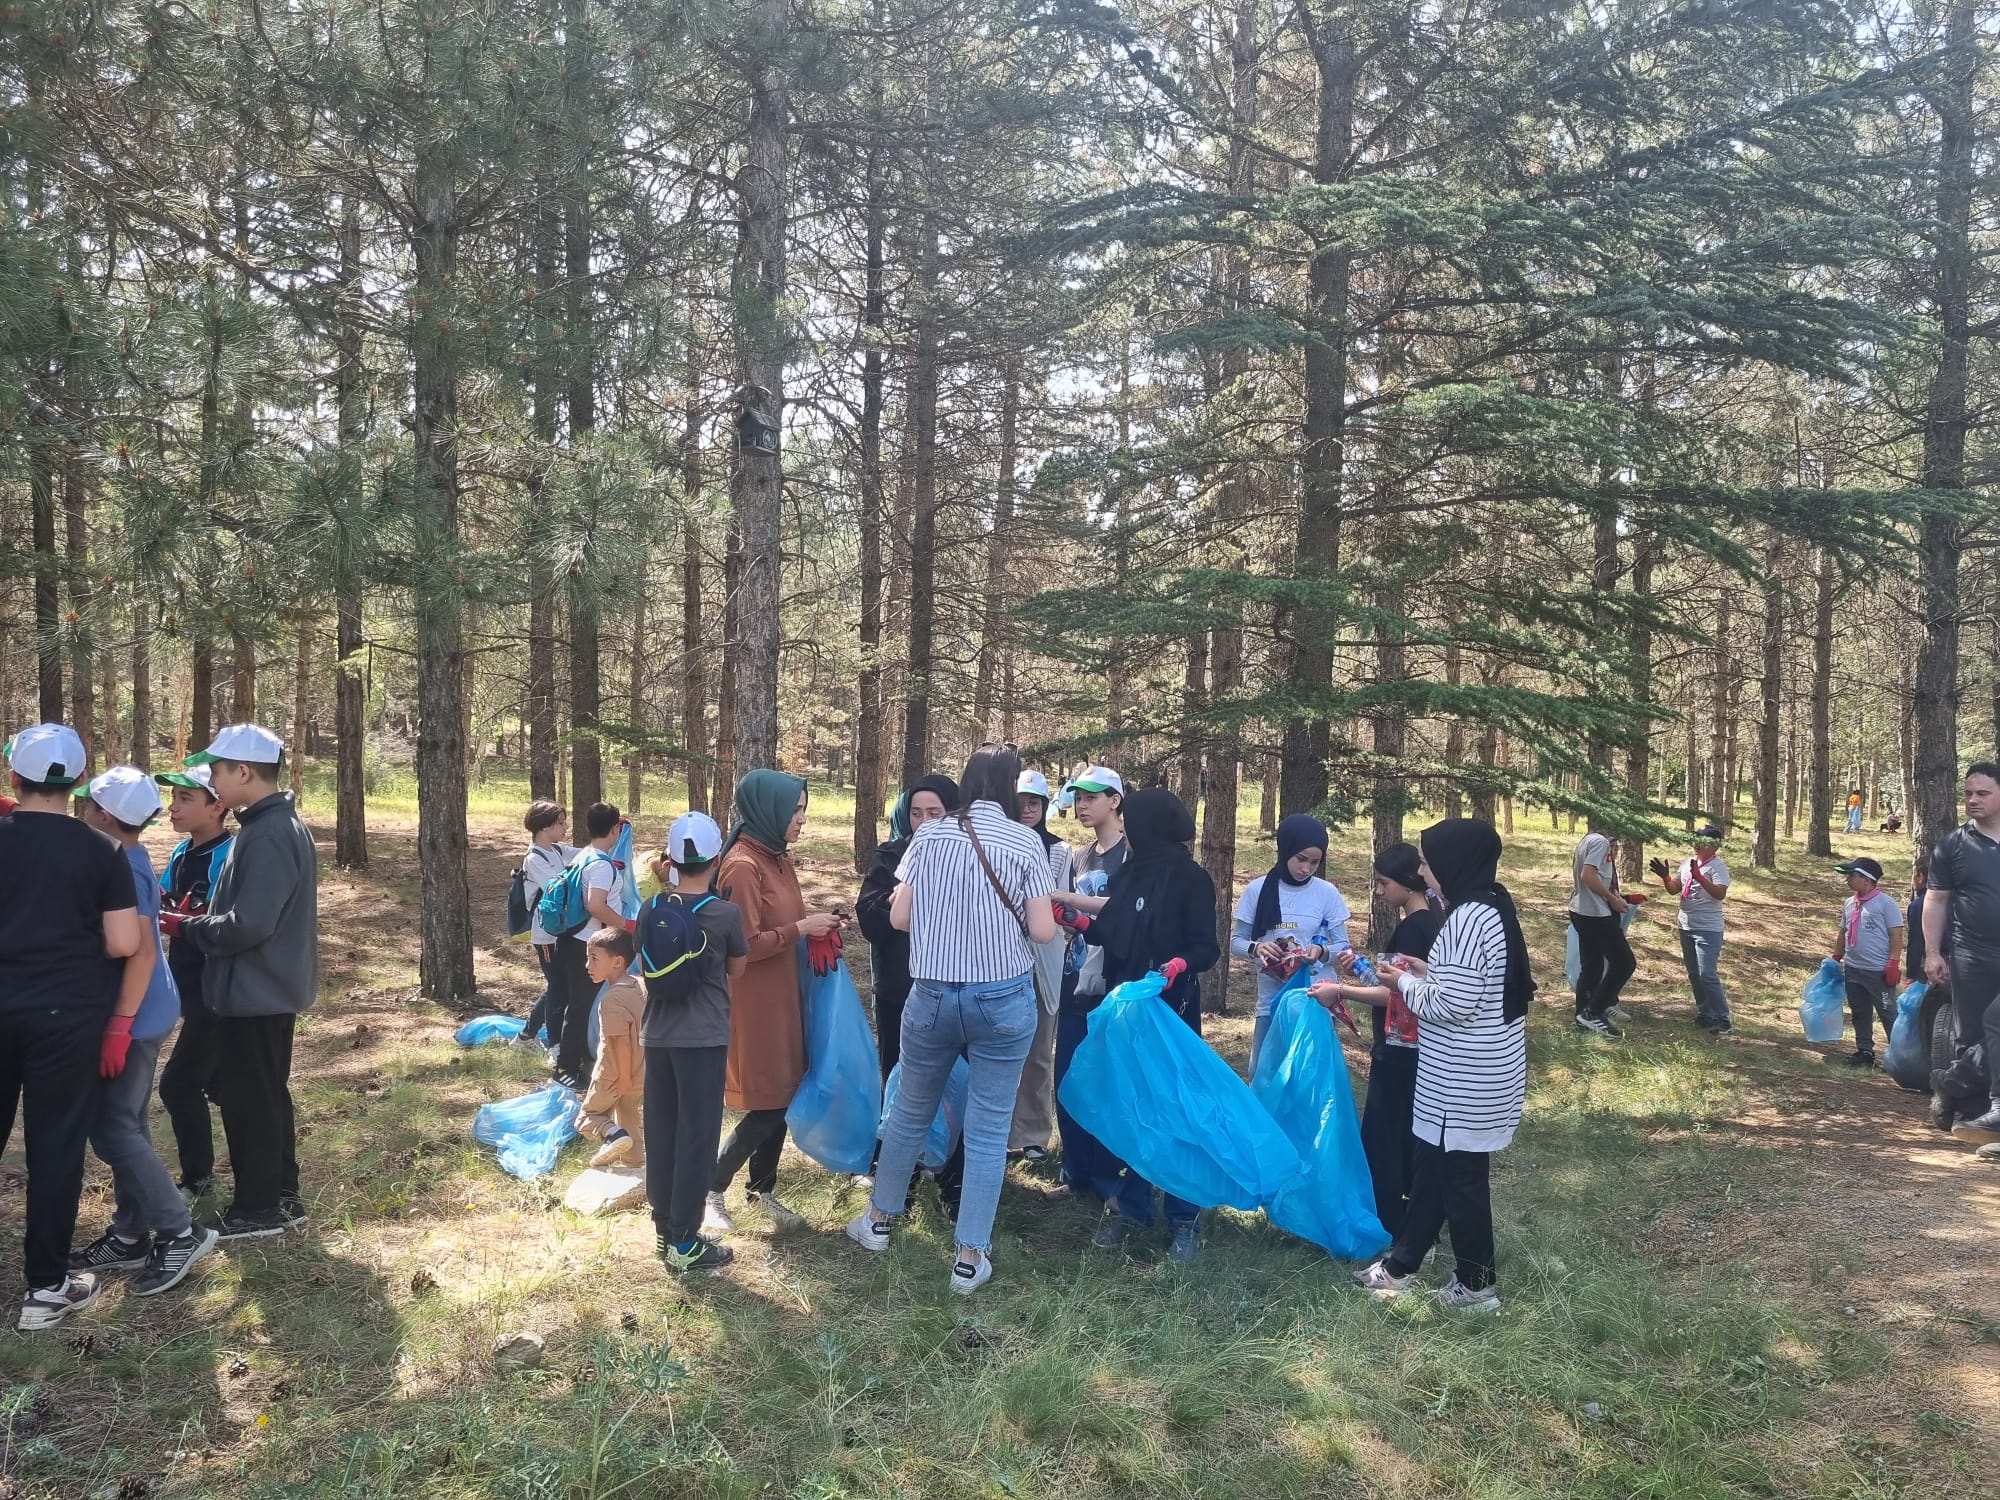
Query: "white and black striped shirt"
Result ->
[[898, 803, 1053, 984], [1402, 901, 1527, 1153]]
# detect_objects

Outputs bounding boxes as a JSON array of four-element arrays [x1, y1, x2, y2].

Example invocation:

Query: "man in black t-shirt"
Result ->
[[1923, 762, 2000, 1142], [0, 724, 146, 1331], [154, 766, 235, 1198]]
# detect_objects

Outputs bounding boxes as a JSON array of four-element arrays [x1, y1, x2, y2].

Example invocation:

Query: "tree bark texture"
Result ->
[[335, 196, 369, 865], [1752, 532, 1784, 869], [129, 602, 151, 769], [900, 216, 941, 787], [1807, 548, 1836, 857]]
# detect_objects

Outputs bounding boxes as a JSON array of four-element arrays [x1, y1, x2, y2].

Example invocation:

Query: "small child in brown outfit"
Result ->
[[579, 927, 646, 1168]]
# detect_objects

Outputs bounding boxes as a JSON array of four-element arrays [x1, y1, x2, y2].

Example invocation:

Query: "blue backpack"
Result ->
[[635, 892, 715, 1005], [534, 849, 615, 939]]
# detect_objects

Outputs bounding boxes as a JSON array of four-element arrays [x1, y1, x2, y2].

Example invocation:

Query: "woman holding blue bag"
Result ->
[[1351, 818, 1531, 1313]]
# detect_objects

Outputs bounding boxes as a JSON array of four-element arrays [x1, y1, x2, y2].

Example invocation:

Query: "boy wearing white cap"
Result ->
[[71, 769, 220, 1295], [0, 724, 146, 1330], [161, 724, 320, 1240], [153, 764, 234, 1199], [638, 811, 747, 1273]]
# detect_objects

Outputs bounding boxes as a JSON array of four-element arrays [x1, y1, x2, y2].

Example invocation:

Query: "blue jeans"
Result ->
[[1679, 929, 1731, 1027], [1846, 806, 1864, 833], [92, 1035, 192, 1239], [872, 973, 1037, 1252]]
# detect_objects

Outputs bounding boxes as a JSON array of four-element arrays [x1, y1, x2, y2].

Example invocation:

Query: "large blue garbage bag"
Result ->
[[1059, 972, 1300, 1210], [472, 1082, 580, 1179], [1799, 957, 1847, 1042], [1251, 973, 1390, 1259], [786, 960, 882, 1173], [881, 1055, 969, 1170], [1883, 981, 1930, 1087], [455, 1014, 527, 1046]]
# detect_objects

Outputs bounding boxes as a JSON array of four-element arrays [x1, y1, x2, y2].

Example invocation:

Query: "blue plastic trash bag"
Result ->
[[1251, 974, 1390, 1260], [1799, 957, 1847, 1042], [536, 1023, 548, 1046], [786, 960, 883, 1173], [609, 820, 641, 921], [472, 1082, 580, 1179], [881, 1055, 969, 1170], [1059, 972, 1300, 1210], [1883, 981, 1930, 1086], [1565, 923, 1580, 988], [454, 1014, 527, 1047]]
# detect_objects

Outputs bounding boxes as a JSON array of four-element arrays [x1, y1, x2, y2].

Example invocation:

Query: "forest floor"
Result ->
[[2, 785, 1997, 1499]]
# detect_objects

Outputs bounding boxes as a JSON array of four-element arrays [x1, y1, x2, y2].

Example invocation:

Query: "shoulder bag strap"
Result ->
[[962, 818, 1050, 1009]]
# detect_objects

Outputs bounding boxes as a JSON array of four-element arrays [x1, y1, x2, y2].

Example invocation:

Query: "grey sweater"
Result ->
[[184, 790, 320, 1017]]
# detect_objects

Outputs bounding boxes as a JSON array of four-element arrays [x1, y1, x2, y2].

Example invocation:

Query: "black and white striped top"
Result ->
[[1400, 901, 1527, 1152], [897, 803, 1054, 984]]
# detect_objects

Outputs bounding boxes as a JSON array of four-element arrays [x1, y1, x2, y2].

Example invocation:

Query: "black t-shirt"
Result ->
[[0, 809, 139, 1016], [1369, 906, 1443, 1049], [1932, 822, 2000, 963], [165, 831, 233, 1000]]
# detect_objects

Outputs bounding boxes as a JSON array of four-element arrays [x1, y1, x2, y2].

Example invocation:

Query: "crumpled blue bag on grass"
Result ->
[[1799, 957, 1847, 1042], [1883, 981, 1930, 1086], [1251, 972, 1390, 1260], [1059, 972, 1300, 1210], [882, 1055, 969, 1170], [786, 959, 883, 1173], [454, 1014, 527, 1046], [472, 1082, 580, 1179]]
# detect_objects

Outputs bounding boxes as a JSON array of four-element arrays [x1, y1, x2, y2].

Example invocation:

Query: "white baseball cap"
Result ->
[[156, 764, 217, 796], [76, 765, 164, 828], [1070, 765, 1124, 796], [1017, 770, 1052, 800], [667, 811, 723, 866], [186, 723, 285, 767], [4, 723, 90, 786]]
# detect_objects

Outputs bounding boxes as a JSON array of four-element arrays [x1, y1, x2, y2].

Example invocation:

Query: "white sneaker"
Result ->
[[1436, 1275, 1501, 1313], [748, 1191, 806, 1231], [950, 1252, 993, 1295], [1349, 1259, 1415, 1299], [19, 1273, 100, 1332], [845, 1211, 892, 1254], [702, 1192, 737, 1234]]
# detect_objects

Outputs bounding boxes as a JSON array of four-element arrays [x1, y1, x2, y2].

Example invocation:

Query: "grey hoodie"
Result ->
[[184, 790, 320, 1017]]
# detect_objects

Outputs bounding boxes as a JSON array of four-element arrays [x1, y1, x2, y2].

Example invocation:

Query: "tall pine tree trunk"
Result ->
[[1620, 529, 1655, 882], [565, 112, 602, 818], [292, 620, 311, 801], [851, 97, 887, 868], [129, 602, 151, 768], [627, 574, 646, 813], [710, 522, 740, 825], [32, 445, 61, 720], [1752, 531, 1784, 869], [231, 628, 254, 722], [1911, 0, 1976, 858], [681, 360, 710, 816], [727, 0, 790, 773], [63, 459, 96, 769], [900, 215, 941, 786], [970, 361, 1019, 744], [334, 196, 369, 865], [1806, 548, 1835, 857], [410, 139, 474, 1001], [1707, 589, 1731, 824], [191, 641, 214, 750]]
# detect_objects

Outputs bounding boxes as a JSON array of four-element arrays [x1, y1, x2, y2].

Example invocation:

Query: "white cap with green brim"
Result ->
[[156, 765, 217, 795], [185, 723, 285, 767], [74, 765, 164, 827], [1070, 766, 1124, 796], [4, 723, 89, 786]]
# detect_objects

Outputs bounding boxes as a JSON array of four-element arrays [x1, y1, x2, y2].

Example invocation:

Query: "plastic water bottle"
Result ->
[[1349, 954, 1379, 985]]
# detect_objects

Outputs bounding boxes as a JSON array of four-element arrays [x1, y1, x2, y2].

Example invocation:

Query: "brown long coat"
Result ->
[[717, 836, 806, 1110]]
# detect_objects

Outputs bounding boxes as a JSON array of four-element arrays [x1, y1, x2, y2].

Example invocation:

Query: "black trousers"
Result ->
[[158, 991, 224, 1186], [645, 1045, 729, 1245], [1941, 954, 2000, 1106], [1359, 1047, 1419, 1237], [713, 1107, 789, 1196], [875, 981, 908, 1084], [212, 1012, 299, 1214], [1844, 967, 1891, 1054], [548, 934, 595, 1079], [0, 1006, 103, 1290], [1384, 1136, 1496, 1291], [1571, 913, 1635, 1017]]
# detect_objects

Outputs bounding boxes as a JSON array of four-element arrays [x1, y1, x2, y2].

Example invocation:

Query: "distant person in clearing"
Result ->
[[1831, 856, 1903, 1069], [1650, 824, 1733, 1034], [1568, 823, 1635, 1039], [1922, 763, 2000, 1148], [576, 927, 647, 1170], [1846, 788, 1866, 834]]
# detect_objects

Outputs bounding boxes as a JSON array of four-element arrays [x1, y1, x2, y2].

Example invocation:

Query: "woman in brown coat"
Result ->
[[705, 769, 844, 1231]]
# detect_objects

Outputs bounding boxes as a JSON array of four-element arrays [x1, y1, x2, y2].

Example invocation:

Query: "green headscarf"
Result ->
[[723, 768, 807, 860]]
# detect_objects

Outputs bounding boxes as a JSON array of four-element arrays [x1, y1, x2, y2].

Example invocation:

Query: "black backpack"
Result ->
[[506, 865, 533, 940]]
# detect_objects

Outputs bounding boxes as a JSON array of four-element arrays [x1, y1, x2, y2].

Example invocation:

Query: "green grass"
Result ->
[[0, 794, 1984, 1498]]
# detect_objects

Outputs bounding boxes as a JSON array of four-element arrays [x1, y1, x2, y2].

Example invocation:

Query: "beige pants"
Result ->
[[584, 1091, 646, 1165], [1009, 1003, 1060, 1151]]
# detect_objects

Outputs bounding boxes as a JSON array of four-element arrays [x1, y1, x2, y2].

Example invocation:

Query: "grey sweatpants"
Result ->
[[92, 1034, 194, 1240]]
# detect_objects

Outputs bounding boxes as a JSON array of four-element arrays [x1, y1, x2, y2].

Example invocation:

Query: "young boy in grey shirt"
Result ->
[[1834, 856, 1904, 1067]]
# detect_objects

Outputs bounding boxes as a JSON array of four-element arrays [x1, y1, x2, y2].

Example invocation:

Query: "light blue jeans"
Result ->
[[91, 1035, 192, 1239], [872, 973, 1037, 1252], [1679, 929, 1731, 1028]]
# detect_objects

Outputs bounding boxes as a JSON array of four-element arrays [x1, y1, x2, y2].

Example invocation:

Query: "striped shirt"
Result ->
[[1401, 901, 1527, 1153], [898, 804, 1053, 984]]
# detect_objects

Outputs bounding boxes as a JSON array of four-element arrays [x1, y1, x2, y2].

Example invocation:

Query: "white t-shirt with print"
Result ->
[[1233, 874, 1353, 1017], [1676, 855, 1731, 933], [573, 845, 627, 939]]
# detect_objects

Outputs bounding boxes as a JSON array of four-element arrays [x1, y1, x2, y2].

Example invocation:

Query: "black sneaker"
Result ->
[[1844, 1050, 1876, 1068], [278, 1194, 309, 1228], [134, 1224, 219, 1296], [661, 1234, 735, 1273], [1575, 1012, 1620, 1038], [204, 1207, 291, 1241], [1020, 1145, 1049, 1165], [68, 1231, 150, 1273], [177, 1176, 217, 1207]]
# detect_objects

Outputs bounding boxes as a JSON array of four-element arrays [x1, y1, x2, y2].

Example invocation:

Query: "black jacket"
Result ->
[[857, 835, 912, 1015], [1086, 859, 1220, 1020]]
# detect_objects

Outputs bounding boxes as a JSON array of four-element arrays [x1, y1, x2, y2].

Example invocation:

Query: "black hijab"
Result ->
[[1099, 788, 1198, 973], [1019, 786, 1062, 852], [1252, 813, 1329, 940], [1419, 817, 1536, 1023]]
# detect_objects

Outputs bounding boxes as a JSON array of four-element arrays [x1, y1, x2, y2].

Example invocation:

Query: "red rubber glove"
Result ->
[[157, 909, 184, 939], [101, 1015, 134, 1079], [1625, 891, 1646, 906], [1884, 957, 1901, 989], [624, 916, 638, 933], [807, 925, 844, 976], [1160, 957, 1187, 987], [1057, 905, 1091, 933]]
